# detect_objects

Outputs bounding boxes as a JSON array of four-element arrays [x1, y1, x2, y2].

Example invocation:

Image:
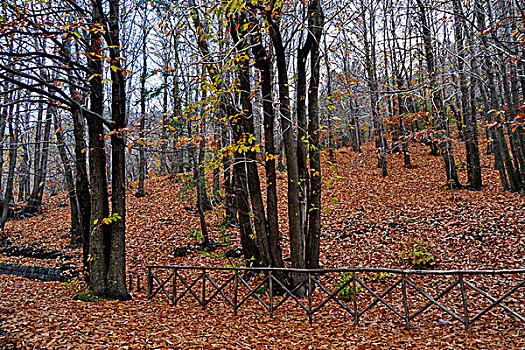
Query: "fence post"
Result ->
[[308, 272, 313, 324], [128, 273, 132, 291], [173, 268, 177, 305], [269, 271, 274, 318], [202, 269, 206, 309], [402, 273, 410, 331], [353, 272, 359, 326], [234, 270, 238, 316], [459, 274, 469, 330], [147, 267, 152, 299]]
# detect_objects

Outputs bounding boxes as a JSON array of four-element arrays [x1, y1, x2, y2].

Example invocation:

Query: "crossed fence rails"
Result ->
[[145, 266, 525, 330]]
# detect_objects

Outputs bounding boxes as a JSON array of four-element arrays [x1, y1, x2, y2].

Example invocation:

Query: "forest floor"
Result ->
[[1, 139, 524, 349]]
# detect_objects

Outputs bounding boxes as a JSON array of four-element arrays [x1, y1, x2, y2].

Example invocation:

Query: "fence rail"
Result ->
[[145, 266, 525, 330]]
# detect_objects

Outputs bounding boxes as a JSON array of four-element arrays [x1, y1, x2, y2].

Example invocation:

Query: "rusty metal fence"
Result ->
[[145, 266, 525, 330]]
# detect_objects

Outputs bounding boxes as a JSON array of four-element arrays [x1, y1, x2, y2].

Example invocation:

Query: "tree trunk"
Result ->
[[267, 9, 305, 289], [222, 123, 237, 227], [63, 35, 91, 265], [136, 7, 148, 198], [193, 136, 210, 247], [415, 0, 460, 187], [54, 113, 82, 246], [251, 23, 284, 269], [106, 0, 131, 300], [362, 0, 387, 176], [188, 0, 258, 259], [5, 103, 18, 207], [453, 0, 482, 190], [475, 0, 514, 191], [305, 1, 324, 269], [25, 98, 50, 214], [231, 17, 270, 266], [18, 107, 30, 202], [88, 2, 111, 296]]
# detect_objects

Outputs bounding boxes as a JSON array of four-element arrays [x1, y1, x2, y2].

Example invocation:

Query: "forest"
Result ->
[[0, 0, 524, 348]]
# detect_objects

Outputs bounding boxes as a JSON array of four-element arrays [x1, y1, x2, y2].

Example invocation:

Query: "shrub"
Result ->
[[332, 272, 362, 300], [398, 238, 434, 268]]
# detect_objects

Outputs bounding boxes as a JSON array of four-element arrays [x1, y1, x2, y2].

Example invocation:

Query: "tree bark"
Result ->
[[88, 1, 111, 296], [251, 22, 284, 269], [106, 0, 131, 300], [453, 0, 482, 190], [266, 9, 305, 288], [54, 113, 82, 246], [305, 0, 324, 269], [136, 5, 148, 197]]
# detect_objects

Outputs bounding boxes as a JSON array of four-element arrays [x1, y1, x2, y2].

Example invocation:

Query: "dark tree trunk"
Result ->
[[475, 0, 513, 191], [305, 2, 323, 269], [296, 29, 311, 244], [136, 7, 148, 197], [63, 36, 91, 264], [193, 136, 210, 247], [267, 10, 305, 288], [54, 114, 82, 246], [231, 16, 270, 266], [87, 2, 111, 296], [188, 0, 258, 259], [106, 0, 131, 300], [73, 108, 92, 269], [416, 0, 460, 187], [251, 23, 284, 269], [222, 123, 237, 227], [25, 98, 52, 214], [5, 103, 18, 207], [361, 0, 387, 176], [453, 0, 482, 190]]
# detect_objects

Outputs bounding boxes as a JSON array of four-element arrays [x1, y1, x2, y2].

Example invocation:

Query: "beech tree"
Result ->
[[0, 0, 131, 300]]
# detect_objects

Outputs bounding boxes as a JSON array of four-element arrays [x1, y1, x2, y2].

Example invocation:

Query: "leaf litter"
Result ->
[[0, 140, 524, 349]]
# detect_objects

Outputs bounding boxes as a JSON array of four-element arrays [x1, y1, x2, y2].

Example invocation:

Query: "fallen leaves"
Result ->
[[0, 139, 524, 348]]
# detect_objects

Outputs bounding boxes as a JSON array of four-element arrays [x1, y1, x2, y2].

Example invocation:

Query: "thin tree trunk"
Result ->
[[267, 9, 305, 288], [5, 104, 18, 207], [193, 136, 210, 247], [453, 0, 482, 189], [251, 24, 284, 269], [416, 0, 460, 187], [305, 0, 324, 269], [136, 7, 148, 198], [18, 107, 30, 202], [475, 0, 512, 190], [362, 0, 387, 176], [222, 123, 236, 226], [54, 113, 82, 246], [26, 101, 52, 214], [231, 18, 270, 266]]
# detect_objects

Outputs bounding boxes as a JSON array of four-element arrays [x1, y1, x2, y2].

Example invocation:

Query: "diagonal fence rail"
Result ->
[[145, 266, 525, 330]]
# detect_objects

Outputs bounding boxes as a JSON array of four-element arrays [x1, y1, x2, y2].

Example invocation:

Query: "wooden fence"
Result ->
[[144, 266, 525, 330]]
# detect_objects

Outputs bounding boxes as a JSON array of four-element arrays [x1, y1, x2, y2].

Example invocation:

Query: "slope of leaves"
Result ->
[[0, 139, 524, 349]]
